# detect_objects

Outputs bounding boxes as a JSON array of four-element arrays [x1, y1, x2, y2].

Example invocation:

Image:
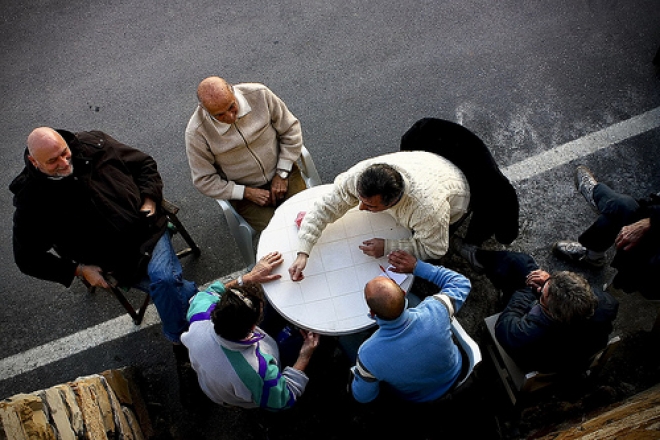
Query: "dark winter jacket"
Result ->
[[400, 118, 519, 245], [495, 288, 619, 373], [10, 130, 167, 286]]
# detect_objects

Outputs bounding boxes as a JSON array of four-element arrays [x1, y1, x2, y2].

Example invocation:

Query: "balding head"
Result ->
[[26, 127, 73, 177], [365, 276, 406, 321], [196, 76, 239, 124]]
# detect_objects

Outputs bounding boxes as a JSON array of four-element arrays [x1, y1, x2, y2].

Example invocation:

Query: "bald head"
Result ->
[[197, 76, 239, 124], [26, 127, 73, 177], [365, 277, 406, 321]]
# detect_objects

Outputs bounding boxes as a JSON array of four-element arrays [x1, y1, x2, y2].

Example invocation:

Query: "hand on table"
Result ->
[[387, 250, 417, 273], [244, 187, 272, 206], [245, 251, 284, 284], [615, 218, 651, 251], [359, 238, 385, 258], [289, 253, 308, 281]]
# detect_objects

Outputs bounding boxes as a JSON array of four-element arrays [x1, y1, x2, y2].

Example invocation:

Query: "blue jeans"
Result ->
[[147, 232, 198, 343]]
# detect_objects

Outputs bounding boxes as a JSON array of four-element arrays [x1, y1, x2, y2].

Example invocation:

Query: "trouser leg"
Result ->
[[148, 232, 198, 343], [231, 165, 307, 233], [475, 249, 539, 298], [579, 183, 642, 252]]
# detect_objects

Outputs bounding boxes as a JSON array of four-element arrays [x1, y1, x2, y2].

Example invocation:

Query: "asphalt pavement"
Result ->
[[1, 1, 660, 439]]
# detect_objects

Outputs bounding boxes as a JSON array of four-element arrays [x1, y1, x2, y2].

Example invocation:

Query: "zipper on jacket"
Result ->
[[234, 124, 268, 183]]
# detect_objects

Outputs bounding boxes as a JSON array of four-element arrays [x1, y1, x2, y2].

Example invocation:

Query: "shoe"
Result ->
[[574, 166, 599, 212], [552, 240, 606, 267], [452, 237, 484, 273]]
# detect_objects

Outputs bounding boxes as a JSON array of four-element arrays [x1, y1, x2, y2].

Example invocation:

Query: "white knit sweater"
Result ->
[[297, 151, 470, 260]]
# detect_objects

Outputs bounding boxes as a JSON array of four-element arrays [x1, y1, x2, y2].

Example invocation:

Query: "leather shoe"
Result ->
[[574, 166, 599, 212], [552, 240, 605, 267]]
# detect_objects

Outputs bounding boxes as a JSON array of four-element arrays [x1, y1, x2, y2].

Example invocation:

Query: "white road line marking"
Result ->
[[502, 106, 660, 182], [2, 107, 659, 383]]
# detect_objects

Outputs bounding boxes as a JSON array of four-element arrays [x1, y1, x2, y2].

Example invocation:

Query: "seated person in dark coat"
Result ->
[[459, 247, 619, 373], [10, 127, 197, 344]]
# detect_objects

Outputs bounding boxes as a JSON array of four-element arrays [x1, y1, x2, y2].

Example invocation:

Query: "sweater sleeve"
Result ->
[[297, 171, 361, 255], [382, 196, 452, 260], [185, 125, 241, 200], [413, 261, 471, 311], [349, 357, 380, 403], [263, 87, 303, 171]]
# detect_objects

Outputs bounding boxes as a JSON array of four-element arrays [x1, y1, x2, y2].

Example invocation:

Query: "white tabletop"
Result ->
[[256, 184, 413, 335]]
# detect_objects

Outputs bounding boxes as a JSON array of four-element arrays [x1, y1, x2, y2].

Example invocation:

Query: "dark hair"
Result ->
[[546, 271, 598, 325], [211, 283, 265, 340], [357, 164, 404, 206]]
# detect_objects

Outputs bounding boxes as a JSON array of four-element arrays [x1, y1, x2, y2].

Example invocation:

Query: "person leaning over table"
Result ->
[[181, 251, 321, 410], [185, 76, 307, 232], [288, 151, 470, 281], [348, 250, 471, 403]]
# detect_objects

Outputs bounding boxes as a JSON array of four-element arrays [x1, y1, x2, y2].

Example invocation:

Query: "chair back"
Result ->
[[451, 318, 482, 389], [218, 146, 321, 269], [484, 312, 621, 405]]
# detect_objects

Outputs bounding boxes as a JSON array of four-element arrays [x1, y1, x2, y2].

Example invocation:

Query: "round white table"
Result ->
[[256, 184, 413, 335]]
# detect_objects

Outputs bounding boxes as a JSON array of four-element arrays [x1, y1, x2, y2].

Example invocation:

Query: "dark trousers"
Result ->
[[577, 183, 660, 298], [578, 183, 642, 252], [475, 249, 538, 299]]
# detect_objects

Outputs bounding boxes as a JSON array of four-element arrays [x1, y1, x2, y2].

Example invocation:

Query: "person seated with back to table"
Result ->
[[181, 251, 321, 410], [457, 246, 619, 373], [185, 76, 307, 232], [348, 250, 471, 403], [288, 151, 470, 281]]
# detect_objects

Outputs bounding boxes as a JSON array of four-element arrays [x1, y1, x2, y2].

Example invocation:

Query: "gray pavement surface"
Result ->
[[1, 1, 660, 439]]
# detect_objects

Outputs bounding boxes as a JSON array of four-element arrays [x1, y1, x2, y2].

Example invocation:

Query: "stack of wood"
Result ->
[[0, 369, 153, 440]]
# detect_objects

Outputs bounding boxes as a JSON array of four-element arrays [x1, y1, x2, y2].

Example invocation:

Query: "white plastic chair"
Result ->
[[451, 318, 482, 389], [217, 146, 322, 269]]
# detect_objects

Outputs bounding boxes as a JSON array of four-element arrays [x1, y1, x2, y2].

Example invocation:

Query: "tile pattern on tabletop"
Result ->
[[256, 185, 412, 335]]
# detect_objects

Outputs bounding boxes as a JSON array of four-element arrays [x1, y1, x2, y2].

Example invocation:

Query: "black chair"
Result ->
[[86, 199, 201, 325]]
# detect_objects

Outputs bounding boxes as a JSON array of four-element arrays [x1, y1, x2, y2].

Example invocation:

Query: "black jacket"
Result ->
[[495, 287, 619, 373], [10, 130, 167, 286], [400, 118, 519, 245]]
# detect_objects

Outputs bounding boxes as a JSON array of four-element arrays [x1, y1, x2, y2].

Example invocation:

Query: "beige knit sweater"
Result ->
[[185, 83, 302, 200], [297, 151, 470, 260]]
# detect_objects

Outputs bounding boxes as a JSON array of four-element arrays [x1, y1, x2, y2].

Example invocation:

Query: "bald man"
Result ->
[[349, 250, 471, 403], [10, 128, 197, 344], [185, 77, 307, 231]]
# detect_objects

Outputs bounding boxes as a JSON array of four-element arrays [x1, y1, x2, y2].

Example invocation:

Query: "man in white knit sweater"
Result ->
[[288, 151, 470, 281]]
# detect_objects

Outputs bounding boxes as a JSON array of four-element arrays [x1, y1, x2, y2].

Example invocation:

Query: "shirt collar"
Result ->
[[204, 87, 251, 135]]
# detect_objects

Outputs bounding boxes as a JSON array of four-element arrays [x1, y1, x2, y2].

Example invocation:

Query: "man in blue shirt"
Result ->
[[349, 250, 471, 403]]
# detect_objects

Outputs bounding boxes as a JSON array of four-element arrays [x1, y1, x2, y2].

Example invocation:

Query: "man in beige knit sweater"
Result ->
[[185, 77, 306, 231], [288, 151, 470, 281]]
